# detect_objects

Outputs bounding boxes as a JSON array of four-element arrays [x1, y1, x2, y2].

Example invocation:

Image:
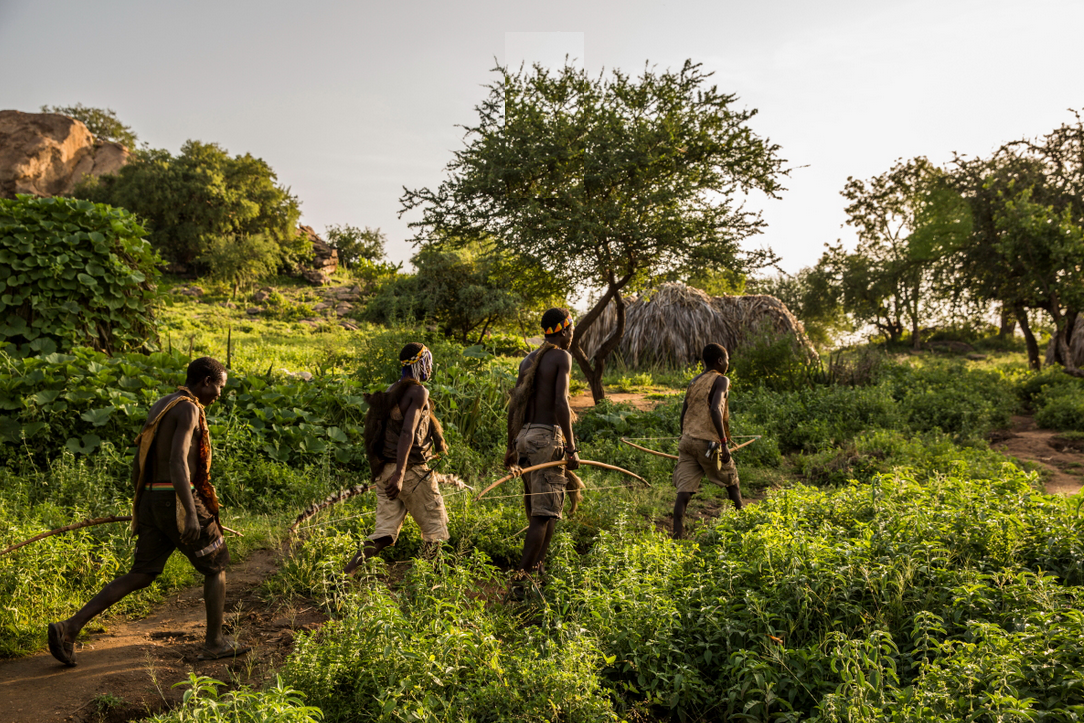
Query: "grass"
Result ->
[[5, 288, 1084, 720]]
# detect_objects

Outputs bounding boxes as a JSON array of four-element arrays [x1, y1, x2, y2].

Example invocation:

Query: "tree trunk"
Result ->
[[1045, 299, 1081, 374], [474, 315, 496, 346], [998, 306, 1016, 338], [569, 272, 633, 404], [1014, 304, 1041, 370]]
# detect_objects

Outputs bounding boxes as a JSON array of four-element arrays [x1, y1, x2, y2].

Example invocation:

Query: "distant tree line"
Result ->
[[764, 111, 1084, 371]]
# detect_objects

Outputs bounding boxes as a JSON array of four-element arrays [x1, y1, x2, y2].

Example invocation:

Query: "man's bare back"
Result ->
[[518, 346, 573, 427]]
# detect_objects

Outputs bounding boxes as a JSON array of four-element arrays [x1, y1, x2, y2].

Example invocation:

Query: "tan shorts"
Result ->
[[672, 435, 739, 494], [515, 424, 567, 519], [369, 463, 449, 543]]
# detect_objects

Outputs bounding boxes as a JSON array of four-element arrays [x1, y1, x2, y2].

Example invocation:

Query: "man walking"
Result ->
[[672, 343, 743, 539], [505, 308, 582, 576], [345, 343, 453, 573], [48, 356, 248, 665]]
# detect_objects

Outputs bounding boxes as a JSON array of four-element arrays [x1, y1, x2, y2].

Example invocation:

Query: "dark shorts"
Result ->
[[131, 491, 230, 577], [515, 424, 567, 519]]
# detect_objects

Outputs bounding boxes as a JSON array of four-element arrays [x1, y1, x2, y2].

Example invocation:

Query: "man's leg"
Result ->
[[203, 569, 226, 650], [673, 491, 694, 539], [519, 516, 555, 572], [726, 484, 744, 510], [344, 536, 394, 575], [61, 571, 157, 642]]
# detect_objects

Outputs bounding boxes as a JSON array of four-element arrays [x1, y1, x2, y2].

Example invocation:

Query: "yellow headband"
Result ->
[[543, 316, 573, 335], [400, 345, 430, 367]]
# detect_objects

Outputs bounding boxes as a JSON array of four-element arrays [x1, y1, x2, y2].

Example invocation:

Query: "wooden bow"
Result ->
[[474, 459, 649, 502], [620, 436, 760, 459]]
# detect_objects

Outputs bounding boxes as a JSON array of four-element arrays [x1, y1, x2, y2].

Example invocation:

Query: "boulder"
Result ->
[[0, 110, 130, 198], [295, 225, 338, 285]]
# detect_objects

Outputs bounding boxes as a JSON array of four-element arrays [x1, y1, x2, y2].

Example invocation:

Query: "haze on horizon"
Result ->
[[2, 0, 1082, 278]]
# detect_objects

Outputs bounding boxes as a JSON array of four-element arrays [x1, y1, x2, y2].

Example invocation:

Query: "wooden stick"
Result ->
[[0, 515, 133, 557], [474, 459, 648, 502], [288, 484, 372, 535], [620, 437, 679, 460], [0, 515, 243, 557]]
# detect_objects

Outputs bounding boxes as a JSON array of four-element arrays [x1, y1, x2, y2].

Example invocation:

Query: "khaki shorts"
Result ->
[[515, 424, 567, 519], [369, 463, 449, 543], [672, 435, 740, 494]]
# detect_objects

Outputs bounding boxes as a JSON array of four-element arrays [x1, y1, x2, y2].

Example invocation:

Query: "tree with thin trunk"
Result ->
[[399, 60, 787, 402], [947, 115, 1084, 372]]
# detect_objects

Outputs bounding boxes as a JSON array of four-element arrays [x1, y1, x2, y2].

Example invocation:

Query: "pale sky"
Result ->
[[2, 0, 1082, 275]]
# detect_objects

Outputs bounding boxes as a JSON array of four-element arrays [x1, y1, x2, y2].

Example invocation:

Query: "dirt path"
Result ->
[[0, 547, 325, 723], [569, 390, 680, 412], [991, 416, 1084, 496]]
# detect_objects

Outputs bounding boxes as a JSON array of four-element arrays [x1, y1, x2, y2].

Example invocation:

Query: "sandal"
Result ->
[[47, 621, 76, 667], [197, 639, 252, 661]]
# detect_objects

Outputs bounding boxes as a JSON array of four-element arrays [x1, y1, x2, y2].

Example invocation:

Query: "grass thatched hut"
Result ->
[[577, 282, 817, 368]]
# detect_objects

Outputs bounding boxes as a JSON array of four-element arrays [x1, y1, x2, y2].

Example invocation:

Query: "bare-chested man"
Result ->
[[344, 343, 452, 573], [48, 357, 248, 666], [672, 343, 743, 539], [505, 308, 581, 575]]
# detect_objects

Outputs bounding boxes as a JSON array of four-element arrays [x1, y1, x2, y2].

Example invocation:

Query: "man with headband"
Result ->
[[505, 308, 582, 582], [672, 343, 743, 539], [345, 342, 451, 572]]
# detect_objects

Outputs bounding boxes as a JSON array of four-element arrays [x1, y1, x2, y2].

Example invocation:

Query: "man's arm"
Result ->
[[708, 376, 731, 463], [387, 385, 426, 500], [553, 351, 579, 471], [167, 403, 202, 544]]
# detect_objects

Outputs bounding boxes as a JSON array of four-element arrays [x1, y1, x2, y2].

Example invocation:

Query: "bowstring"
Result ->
[[621, 435, 762, 440], [479, 484, 636, 502]]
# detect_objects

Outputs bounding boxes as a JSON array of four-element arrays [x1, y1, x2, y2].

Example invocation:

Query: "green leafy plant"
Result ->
[[0, 196, 160, 356]]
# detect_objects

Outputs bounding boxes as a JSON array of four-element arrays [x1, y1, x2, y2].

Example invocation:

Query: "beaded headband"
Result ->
[[400, 345, 430, 367], [542, 316, 573, 335]]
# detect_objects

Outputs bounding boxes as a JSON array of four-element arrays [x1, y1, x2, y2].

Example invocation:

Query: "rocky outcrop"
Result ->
[[296, 225, 339, 285], [0, 110, 129, 198]]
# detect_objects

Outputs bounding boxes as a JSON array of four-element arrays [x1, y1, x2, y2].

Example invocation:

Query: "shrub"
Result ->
[[1035, 385, 1084, 431], [74, 140, 307, 274], [888, 361, 1016, 440], [198, 233, 280, 297], [0, 195, 160, 356]]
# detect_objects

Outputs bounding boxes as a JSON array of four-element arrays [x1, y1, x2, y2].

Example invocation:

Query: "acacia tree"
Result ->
[[835, 157, 970, 347], [400, 60, 787, 401]]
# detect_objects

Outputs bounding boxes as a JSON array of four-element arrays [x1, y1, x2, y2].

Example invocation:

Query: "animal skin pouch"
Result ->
[[705, 441, 724, 472], [175, 495, 188, 535]]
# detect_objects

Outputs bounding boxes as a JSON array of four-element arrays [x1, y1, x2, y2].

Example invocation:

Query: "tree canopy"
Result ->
[[325, 224, 387, 268], [365, 240, 564, 344], [824, 157, 971, 347], [41, 103, 139, 150], [946, 113, 1084, 370], [74, 140, 307, 276], [401, 60, 787, 400]]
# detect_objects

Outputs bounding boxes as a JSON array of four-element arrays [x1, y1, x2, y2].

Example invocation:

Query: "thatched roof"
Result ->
[[577, 282, 817, 368]]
